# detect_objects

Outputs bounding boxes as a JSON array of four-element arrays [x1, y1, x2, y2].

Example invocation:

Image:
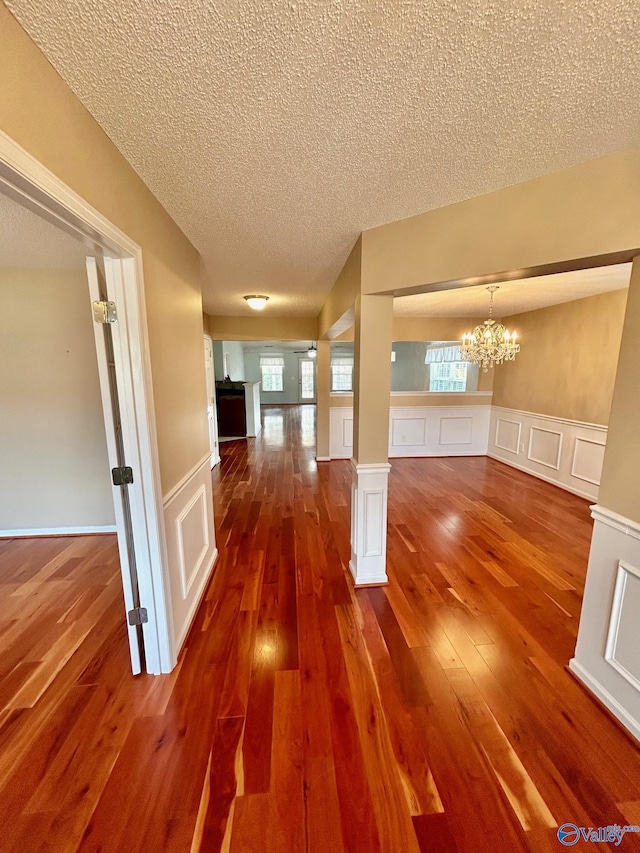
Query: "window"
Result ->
[[260, 355, 284, 392], [331, 357, 353, 391], [429, 361, 469, 392]]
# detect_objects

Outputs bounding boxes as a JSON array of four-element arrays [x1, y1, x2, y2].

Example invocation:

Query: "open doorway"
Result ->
[[0, 134, 172, 675]]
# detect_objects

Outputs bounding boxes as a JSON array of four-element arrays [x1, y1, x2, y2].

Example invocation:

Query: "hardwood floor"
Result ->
[[1, 403, 640, 852]]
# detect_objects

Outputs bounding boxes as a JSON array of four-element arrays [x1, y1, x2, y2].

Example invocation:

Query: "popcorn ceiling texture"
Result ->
[[6, 0, 640, 316]]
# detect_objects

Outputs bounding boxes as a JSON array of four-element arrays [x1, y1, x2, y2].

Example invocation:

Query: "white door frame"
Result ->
[[298, 356, 317, 403], [0, 129, 174, 674], [204, 334, 221, 467]]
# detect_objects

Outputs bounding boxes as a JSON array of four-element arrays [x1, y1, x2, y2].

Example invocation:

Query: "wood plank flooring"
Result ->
[[1, 403, 640, 852]]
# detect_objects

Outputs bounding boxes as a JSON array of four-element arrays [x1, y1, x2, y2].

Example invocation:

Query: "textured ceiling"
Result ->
[[393, 263, 631, 317], [0, 192, 87, 269], [6, 0, 640, 316]]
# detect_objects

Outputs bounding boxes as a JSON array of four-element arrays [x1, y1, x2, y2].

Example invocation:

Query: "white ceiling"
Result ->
[[0, 192, 87, 269], [393, 263, 632, 317], [6, 1, 640, 317]]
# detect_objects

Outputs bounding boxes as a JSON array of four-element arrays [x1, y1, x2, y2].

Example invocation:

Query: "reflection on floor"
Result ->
[[1, 405, 640, 853]]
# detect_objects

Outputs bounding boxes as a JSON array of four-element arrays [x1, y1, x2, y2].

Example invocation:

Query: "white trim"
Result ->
[[175, 549, 219, 653], [605, 560, 640, 693], [315, 456, 331, 462], [527, 426, 563, 470], [491, 405, 607, 432], [569, 659, 640, 744], [163, 453, 212, 507], [571, 437, 606, 486], [0, 525, 117, 538], [487, 453, 597, 501], [590, 505, 640, 540], [494, 418, 521, 454], [350, 460, 392, 474], [176, 485, 210, 599], [0, 130, 173, 675]]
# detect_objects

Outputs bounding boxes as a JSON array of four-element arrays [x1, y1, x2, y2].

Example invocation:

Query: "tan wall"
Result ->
[[362, 147, 640, 297], [0, 5, 208, 495], [392, 316, 487, 341], [206, 313, 318, 341], [599, 258, 640, 522], [492, 290, 627, 425], [318, 236, 361, 339], [0, 268, 114, 530]]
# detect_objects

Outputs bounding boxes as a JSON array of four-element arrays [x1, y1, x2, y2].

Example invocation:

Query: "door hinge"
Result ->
[[93, 300, 118, 324], [112, 466, 134, 486], [128, 607, 148, 626]]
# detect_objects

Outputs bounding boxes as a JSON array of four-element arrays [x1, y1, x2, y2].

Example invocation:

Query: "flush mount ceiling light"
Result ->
[[244, 295, 269, 310], [460, 286, 520, 371]]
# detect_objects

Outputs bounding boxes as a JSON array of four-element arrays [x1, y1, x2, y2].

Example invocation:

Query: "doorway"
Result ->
[[0, 132, 171, 674], [299, 357, 316, 403]]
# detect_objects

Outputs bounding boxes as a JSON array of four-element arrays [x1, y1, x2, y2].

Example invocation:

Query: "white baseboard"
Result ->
[[486, 453, 596, 501], [569, 658, 640, 744], [0, 525, 117, 538], [316, 456, 331, 462]]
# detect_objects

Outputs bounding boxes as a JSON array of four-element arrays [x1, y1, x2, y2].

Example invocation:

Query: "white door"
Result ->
[[204, 336, 220, 467], [86, 257, 143, 674], [299, 358, 316, 403]]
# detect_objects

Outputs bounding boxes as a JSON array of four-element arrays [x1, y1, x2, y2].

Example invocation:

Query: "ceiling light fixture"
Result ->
[[244, 295, 269, 310], [460, 286, 520, 371], [307, 344, 317, 358]]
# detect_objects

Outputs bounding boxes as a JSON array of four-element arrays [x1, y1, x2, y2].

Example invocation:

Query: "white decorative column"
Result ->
[[350, 461, 391, 585], [350, 293, 394, 586]]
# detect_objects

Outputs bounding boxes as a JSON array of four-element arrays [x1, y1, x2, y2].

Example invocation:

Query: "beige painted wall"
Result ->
[[599, 258, 640, 522], [0, 5, 208, 495], [492, 289, 628, 425], [0, 268, 115, 530], [361, 147, 640, 296], [206, 313, 318, 341], [318, 237, 361, 339]]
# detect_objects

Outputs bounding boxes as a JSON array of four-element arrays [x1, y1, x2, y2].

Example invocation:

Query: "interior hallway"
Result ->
[[1, 404, 640, 851]]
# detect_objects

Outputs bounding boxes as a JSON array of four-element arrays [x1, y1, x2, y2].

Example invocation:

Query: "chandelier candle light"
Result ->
[[460, 286, 520, 372]]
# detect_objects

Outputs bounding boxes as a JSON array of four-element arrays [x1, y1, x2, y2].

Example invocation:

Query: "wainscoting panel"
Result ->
[[528, 426, 562, 470], [605, 560, 640, 693], [329, 405, 491, 460], [439, 416, 473, 446], [163, 454, 218, 655], [572, 437, 606, 486], [571, 507, 640, 742], [495, 418, 521, 455], [489, 406, 607, 501]]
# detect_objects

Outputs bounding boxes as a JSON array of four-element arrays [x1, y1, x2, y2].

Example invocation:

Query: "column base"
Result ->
[[349, 460, 391, 587]]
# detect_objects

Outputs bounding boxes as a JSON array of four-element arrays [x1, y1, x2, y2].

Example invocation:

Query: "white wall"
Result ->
[[0, 267, 115, 533], [488, 405, 607, 501], [329, 404, 491, 459], [244, 350, 303, 404], [213, 340, 245, 381]]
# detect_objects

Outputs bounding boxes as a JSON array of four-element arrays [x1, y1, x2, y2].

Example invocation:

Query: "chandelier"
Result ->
[[460, 286, 520, 371]]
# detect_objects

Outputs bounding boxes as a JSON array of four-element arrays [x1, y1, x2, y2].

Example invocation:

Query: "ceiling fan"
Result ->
[[294, 343, 317, 358]]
